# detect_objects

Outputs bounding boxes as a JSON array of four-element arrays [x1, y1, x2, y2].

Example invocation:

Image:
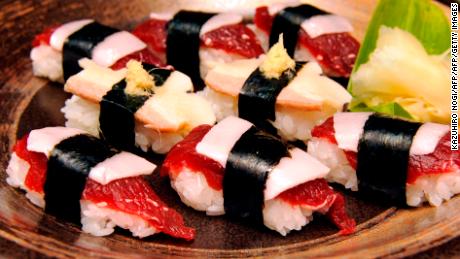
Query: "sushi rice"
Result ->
[[30, 45, 64, 83]]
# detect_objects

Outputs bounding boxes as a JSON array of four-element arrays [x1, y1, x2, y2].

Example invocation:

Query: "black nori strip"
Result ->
[[287, 139, 308, 151], [331, 76, 349, 88], [224, 126, 289, 223], [269, 5, 327, 56], [166, 11, 215, 90], [44, 134, 117, 223], [99, 65, 172, 150], [99, 81, 149, 151], [63, 22, 119, 80], [238, 62, 304, 134], [356, 114, 422, 205]]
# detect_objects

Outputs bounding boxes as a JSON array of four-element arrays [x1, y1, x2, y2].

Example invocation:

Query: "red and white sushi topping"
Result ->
[[309, 112, 459, 206], [162, 117, 356, 235], [6, 127, 195, 240], [31, 19, 165, 82]]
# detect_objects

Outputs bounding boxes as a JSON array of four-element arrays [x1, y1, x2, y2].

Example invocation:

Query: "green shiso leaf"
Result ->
[[348, 0, 449, 92], [355, 0, 449, 70], [347, 0, 449, 121], [350, 102, 413, 119]]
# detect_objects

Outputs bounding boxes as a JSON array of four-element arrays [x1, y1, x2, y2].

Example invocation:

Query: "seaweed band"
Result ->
[[270, 5, 326, 56], [45, 134, 117, 223], [166, 11, 215, 90], [356, 114, 422, 205], [224, 126, 289, 223], [63, 22, 118, 80], [99, 63, 172, 151], [238, 62, 304, 133]]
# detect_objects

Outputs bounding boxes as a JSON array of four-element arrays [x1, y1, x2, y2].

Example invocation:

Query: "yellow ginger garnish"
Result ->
[[352, 26, 450, 124], [125, 60, 154, 96], [260, 34, 296, 79]]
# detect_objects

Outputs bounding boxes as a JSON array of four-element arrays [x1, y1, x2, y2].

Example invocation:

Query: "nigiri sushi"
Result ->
[[133, 11, 265, 88], [31, 19, 164, 83], [61, 59, 215, 153], [253, 4, 360, 79], [308, 112, 459, 207], [161, 116, 356, 236], [200, 36, 351, 142], [6, 127, 195, 240]]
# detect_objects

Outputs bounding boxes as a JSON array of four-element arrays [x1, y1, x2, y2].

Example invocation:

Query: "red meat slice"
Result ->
[[277, 179, 336, 208], [132, 19, 168, 53], [83, 177, 195, 240], [254, 6, 273, 34], [311, 117, 337, 144], [161, 124, 224, 191], [14, 135, 47, 193], [110, 48, 165, 70], [201, 24, 264, 58], [325, 193, 356, 235], [277, 178, 356, 234], [32, 26, 58, 47], [298, 31, 359, 78]]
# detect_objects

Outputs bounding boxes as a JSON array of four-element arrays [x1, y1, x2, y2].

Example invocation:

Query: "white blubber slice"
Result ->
[[264, 148, 329, 200], [200, 13, 243, 35], [50, 19, 94, 51], [65, 58, 127, 103], [158, 70, 194, 93], [333, 112, 372, 152], [27, 127, 86, 157], [196, 116, 253, 167], [277, 62, 352, 110], [89, 151, 156, 185], [410, 123, 450, 155], [301, 14, 353, 38], [91, 31, 146, 67], [149, 12, 174, 20]]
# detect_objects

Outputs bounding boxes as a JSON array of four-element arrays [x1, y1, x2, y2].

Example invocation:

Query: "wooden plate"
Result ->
[[0, 0, 455, 257]]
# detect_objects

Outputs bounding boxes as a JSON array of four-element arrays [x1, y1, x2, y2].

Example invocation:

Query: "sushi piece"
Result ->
[[253, 4, 360, 79], [308, 112, 458, 207], [132, 11, 265, 88], [161, 116, 356, 236], [6, 127, 195, 240], [62, 59, 216, 154], [200, 36, 351, 142], [31, 19, 164, 83]]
